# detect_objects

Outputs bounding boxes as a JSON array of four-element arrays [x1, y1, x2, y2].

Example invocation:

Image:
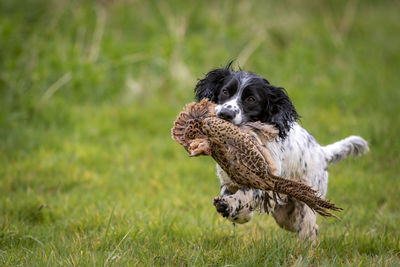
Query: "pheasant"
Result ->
[[171, 99, 342, 217]]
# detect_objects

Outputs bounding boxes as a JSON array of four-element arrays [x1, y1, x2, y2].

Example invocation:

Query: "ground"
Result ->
[[0, 0, 399, 265]]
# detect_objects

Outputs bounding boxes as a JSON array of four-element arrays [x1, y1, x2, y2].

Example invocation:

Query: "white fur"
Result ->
[[214, 74, 253, 125], [215, 95, 243, 125]]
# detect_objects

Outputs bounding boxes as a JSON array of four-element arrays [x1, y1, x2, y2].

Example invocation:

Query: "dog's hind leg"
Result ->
[[272, 199, 319, 242]]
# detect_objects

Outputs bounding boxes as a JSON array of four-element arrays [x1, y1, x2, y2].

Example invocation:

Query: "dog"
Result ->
[[194, 62, 369, 241]]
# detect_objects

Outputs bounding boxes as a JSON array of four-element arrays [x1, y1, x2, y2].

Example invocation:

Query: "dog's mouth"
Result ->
[[216, 110, 243, 125]]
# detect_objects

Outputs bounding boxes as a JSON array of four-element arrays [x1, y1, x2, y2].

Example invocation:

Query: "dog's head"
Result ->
[[194, 63, 299, 139]]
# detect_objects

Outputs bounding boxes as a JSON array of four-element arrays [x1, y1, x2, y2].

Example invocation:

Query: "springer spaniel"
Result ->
[[194, 63, 369, 240]]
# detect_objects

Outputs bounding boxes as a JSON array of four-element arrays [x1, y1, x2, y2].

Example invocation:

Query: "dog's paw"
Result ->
[[213, 197, 230, 218]]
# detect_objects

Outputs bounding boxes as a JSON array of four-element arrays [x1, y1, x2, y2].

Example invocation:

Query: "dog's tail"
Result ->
[[322, 136, 369, 165]]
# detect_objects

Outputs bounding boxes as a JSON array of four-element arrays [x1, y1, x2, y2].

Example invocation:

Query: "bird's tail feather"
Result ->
[[267, 175, 342, 217]]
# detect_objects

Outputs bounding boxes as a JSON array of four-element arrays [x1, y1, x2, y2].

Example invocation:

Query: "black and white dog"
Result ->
[[194, 63, 369, 240]]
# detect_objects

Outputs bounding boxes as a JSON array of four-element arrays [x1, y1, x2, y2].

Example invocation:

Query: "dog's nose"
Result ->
[[217, 108, 235, 121]]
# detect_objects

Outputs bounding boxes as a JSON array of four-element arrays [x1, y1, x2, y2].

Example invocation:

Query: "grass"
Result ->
[[1, 0, 399, 265]]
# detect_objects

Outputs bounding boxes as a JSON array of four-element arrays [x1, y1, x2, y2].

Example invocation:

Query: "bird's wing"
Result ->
[[203, 117, 266, 167], [224, 143, 275, 190], [242, 122, 279, 141], [203, 117, 275, 189]]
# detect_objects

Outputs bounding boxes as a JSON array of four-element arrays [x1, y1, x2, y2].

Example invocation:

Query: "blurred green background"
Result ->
[[1, 0, 399, 265]]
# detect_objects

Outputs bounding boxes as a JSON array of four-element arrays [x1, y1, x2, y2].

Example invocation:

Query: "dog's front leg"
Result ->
[[214, 165, 269, 224], [214, 188, 267, 224]]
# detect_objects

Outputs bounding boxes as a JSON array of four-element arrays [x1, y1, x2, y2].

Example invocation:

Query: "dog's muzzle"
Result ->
[[216, 108, 236, 121]]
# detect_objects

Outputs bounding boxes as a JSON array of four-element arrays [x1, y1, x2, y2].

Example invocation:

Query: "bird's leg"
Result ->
[[188, 138, 211, 157], [213, 188, 267, 224]]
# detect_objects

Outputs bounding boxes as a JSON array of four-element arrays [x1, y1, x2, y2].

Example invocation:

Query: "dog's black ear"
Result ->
[[264, 85, 299, 139], [194, 66, 231, 103]]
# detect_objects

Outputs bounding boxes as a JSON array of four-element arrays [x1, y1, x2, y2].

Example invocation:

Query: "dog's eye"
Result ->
[[222, 89, 229, 96], [246, 96, 256, 103]]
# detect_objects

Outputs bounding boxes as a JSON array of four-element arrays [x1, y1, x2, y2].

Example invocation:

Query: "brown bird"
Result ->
[[171, 99, 342, 217]]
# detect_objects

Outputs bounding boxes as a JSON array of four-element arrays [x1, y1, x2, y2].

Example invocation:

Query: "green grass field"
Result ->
[[1, 0, 399, 265]]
